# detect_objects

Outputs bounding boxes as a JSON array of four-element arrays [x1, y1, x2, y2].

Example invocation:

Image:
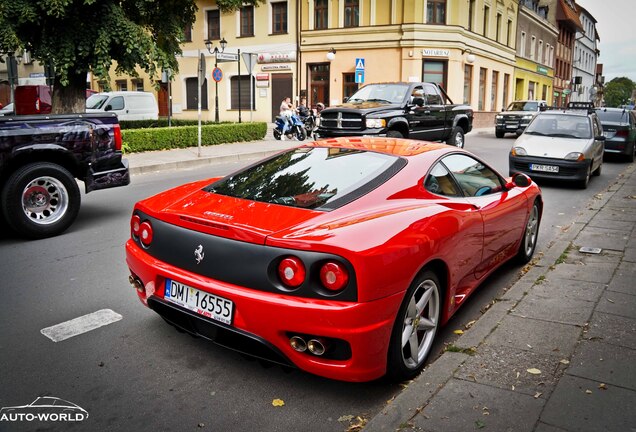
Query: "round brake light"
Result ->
[[139, 221, 153, 246], [320, 262, 349, 291], [278, 257, 306, 288], [131, 215, 141, 237]]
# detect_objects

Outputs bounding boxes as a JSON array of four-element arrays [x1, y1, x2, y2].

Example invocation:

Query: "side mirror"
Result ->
[[104, 104, 112, 111], [343, 97, 349, 103], [506, 172, 532, 189], [411, 97, 425, 107], [595, 135, 606, 141], [539, 105, 547, 112]]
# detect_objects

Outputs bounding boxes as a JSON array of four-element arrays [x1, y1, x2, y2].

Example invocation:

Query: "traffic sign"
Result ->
[[212, 67, 223, 83], [216, 52, 239, 62], [355, 58, 365, 70], [242, 52, 257, 72], [355, 70, 364, 84]]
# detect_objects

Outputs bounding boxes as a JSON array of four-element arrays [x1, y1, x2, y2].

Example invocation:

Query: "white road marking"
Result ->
[[40, 309, 123, 342]]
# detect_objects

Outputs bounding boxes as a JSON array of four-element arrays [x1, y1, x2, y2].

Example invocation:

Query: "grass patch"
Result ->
[[445, 345, 477, 355]]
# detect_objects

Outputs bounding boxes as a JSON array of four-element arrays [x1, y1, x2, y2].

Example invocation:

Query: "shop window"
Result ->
[[463, 64, 473, 105], [422, 60, 447, 90]]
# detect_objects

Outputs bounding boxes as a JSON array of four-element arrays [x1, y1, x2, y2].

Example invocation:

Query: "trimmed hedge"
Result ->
[[121, 122, 267, 153], [119, 119, 230, 129]]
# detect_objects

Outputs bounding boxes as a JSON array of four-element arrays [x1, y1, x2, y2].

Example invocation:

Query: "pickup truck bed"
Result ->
[[0, 113, 129, 239]]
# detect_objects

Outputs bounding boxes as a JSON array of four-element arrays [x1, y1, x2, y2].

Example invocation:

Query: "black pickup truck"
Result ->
[[316, 82, 473, 147], [0, 113, 130, 239]]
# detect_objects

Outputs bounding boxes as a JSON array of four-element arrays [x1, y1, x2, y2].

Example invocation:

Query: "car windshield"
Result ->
[[525, 114, 591, 139], [346, 84, 409, 104], [595, 109, 630, 123], [507, 101, 539, 111], [206, 147, 401, 210], [86, 94, 109, 109]]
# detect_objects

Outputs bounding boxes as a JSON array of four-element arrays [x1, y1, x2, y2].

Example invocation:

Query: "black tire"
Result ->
[[516, 200, 541, 264], [386, 270, 441, 382], [446, 126, 465, 148], [387, 130, 404, 139], [273, 128, 282, 140], [627, 143, 635, 163], [495, 129, 505, 139], [592, 160, 602, 176], [295, 126, 306, 141], [1, 162, 80, 239], [578, 163, 591, 189]]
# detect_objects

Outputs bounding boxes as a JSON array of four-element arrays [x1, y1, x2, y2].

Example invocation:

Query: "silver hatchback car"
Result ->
[[509, 110, 605, 189]]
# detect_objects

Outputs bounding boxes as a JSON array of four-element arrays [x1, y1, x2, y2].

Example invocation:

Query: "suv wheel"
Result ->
[[387, 130, 404, 139], [447, 126, 465, 148]]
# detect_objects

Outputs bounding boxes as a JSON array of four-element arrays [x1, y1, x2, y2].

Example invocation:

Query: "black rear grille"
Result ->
[[149, 297, 295, 367], [320, 112, 363, 130]]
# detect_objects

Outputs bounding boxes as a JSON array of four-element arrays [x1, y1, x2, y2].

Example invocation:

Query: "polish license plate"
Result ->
[[530, 164, 559, 173], [164, 279, 233, 325]]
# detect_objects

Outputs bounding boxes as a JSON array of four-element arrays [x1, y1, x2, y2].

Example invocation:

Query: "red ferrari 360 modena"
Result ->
[[126, 137, 542, 382]]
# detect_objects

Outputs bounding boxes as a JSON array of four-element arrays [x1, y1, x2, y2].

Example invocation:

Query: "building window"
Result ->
[[240, 6, 254, 37], [423, 60, 447, 90], [538, 40, 543, 65], [503, 73, 510, 108], [272, 2, 287, 34], [132, 79, 144, 91], [478, 68, 486, 111], [528, 81, 535, 100], [496, 13, 502, 42], [344, 0, 359, 27], [207, 10, 220, 40], [231, 76, 255, 110], [182, 23, 192, 42], [520, 32, 526, 57], [530, 36, 536, 61], [185, 77, 208, 110], [468, 0, 475, 31], [542, 84, 548, 101], [463, 64, 473, 105], [315, 0, 328, 30], [491, 71, 498, 111], [507, 19, 512, 47], [116, 80, 127, 91], [343, 73, 359, 100], [483, 5, 489, 37], [427, 0, 446, 24]]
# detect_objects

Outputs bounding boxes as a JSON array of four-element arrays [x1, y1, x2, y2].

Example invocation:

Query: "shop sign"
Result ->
[[422, 49, 450, 57], [537, 66, 548, 75], [261, 64, 292, 71], [257, 52, 297, 64]]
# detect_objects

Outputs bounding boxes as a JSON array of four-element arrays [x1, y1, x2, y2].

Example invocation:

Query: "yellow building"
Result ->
[[300, 0, 519, 126]]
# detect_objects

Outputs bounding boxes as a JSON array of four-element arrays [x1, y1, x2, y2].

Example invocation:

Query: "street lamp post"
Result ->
[[205, 38, 227, 123]]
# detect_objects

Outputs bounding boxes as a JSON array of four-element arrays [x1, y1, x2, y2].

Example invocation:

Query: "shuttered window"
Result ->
[[230, 76, 255, 110], [186, 77, 208, 110]]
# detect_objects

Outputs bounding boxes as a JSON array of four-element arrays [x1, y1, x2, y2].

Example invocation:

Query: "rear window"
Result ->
[[595, 109, 630, 123], [206, 147, 403, 210]]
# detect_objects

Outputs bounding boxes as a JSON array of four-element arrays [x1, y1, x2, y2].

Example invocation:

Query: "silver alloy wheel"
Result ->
[[454, 131, 464, 148], [401, 278, 440, 369], [21, 176, 69, 225], [524, 204, 539, 257]]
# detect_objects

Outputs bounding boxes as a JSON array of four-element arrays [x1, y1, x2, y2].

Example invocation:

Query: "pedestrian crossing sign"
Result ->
[[355, 58, 365, 70]]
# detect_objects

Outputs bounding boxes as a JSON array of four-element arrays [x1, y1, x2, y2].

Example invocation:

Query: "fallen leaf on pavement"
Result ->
[[585, 390, 593, 394], [534, 392, 543, 399], [454, 329, 464, 335], [272, 399, 285, 407], [607, 298, 615, 303], [465, 320, 477, 329], [338, 415, 354, 423], [527, 368, 542, 375], [599, 383, 608, 390], [560, 359, 570, 365]]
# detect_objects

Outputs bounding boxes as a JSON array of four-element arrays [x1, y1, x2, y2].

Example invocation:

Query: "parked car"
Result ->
[[595, 107, 636, 162], [316, 82, 473, 148], [0, 113, 130, 239], [0, 103, 14, 116], [495, 100, 548, 138], [126, 137, 542, 382], [509, 109, 605, 188], [86, 91, 158, 121]]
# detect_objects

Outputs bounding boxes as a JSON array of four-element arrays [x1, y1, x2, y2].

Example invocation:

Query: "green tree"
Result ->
[[603, 77, 636, 107], [0, 0, 199, 113]]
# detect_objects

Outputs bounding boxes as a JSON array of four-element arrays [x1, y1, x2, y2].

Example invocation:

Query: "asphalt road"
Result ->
[[0, 132, 630, 432]]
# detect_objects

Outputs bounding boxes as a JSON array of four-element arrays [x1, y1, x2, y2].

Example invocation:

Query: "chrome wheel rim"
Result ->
[[21, 176, 69, 225], [401, 279, 440, 369], [455, 132, 464, 148], [524, 205, 539, 257]]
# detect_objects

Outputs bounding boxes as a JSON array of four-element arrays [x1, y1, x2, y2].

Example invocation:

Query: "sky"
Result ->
[[575, 0, 636, 83]]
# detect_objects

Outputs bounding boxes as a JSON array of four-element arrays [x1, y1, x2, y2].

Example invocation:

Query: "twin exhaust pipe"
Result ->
[[289, 335, 328, 356]]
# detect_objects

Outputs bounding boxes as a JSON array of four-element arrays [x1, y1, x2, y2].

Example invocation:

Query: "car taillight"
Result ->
[[319, 261, 349, 291], [616, 130, 628, 138], [113, 124, 122, 151], [131, 215, 141, 238], [278, 257, 306, 287], [139, 221, 153, 246]]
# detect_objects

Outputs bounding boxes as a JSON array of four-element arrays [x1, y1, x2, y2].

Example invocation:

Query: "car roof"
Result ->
[[539, 110, 594, 118], [595, 107, 629, 112], [306, 137, 450, 157]]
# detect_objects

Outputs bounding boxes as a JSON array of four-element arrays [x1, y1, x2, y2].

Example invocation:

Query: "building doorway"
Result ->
[[271, 73, 293, 122], [308, 63, 330, 108], [157, 82, 169, 117]]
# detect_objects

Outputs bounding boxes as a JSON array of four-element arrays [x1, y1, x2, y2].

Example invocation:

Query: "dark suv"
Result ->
[[595, 107, 636, 162]]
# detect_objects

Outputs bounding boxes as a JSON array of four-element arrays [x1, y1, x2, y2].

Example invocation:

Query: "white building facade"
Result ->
[[570, 5, 599, 103]]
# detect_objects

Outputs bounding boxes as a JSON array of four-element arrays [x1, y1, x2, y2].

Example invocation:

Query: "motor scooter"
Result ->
[[273, 112, 306, 141]]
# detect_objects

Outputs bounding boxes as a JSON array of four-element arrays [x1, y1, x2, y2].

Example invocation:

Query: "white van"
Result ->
[[86, 91, 158, 121]]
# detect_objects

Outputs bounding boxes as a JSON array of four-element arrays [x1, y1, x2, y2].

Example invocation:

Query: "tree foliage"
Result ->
[[0, 0, 197, 113], [603, 77, 636, 107], [216, 0, 265, 13]]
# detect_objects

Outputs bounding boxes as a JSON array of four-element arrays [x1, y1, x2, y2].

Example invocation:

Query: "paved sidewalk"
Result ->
[[365, 162, 636, 432]]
